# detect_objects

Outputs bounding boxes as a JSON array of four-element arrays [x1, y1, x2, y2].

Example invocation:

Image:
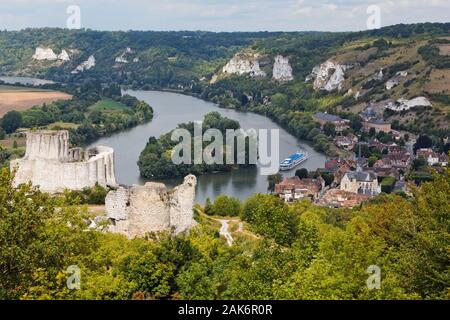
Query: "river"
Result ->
[[0, 76, 55, 86], [86, 90, 326, 203]]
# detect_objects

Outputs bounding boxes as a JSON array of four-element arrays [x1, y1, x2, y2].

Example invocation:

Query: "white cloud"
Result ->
[[295, 6, 313, 15], [323, 3, 338, 11]]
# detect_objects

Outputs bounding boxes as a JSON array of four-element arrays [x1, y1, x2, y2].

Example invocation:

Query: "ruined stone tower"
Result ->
[[25, 130, 70, 161], [105, 175, 197, 238], [11, 130, 117, 193]]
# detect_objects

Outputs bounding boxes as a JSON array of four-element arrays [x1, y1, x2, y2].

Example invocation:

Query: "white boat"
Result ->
[[280, 151, 310, 171]]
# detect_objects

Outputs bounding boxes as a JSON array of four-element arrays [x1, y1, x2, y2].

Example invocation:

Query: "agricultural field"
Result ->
[[0, 85, 71, 117], [88, 99, 130, 112]]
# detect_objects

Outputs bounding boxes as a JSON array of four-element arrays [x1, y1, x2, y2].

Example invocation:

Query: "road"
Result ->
[[219, 219, 234, 246]]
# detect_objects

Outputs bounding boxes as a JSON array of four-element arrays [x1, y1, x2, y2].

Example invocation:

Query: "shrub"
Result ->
[[381, 176, 396, 193], [241, 194, 299, 246], [1, 111, 22, 134], [206, 195, 241, 217]]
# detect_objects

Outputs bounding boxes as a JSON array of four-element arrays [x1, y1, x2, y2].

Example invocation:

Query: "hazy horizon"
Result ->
[[1, 0, 449, 33]]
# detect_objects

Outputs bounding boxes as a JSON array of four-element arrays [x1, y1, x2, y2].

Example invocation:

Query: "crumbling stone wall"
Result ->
[[106, 175, 197, 238], [11, 130, 117, 193]]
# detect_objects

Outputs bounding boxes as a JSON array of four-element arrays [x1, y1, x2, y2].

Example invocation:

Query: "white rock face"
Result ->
[[32, 47, 58, 61], [222, 52, 266, 77], [386, 96, 432, 111], [396, 71, 408, 77], [210, 74, 219, 84], [272, 55, 293, 82], [307, 60, 348, 91], [115, 47, 132, 63], [72, 55, 95, 74], [58, 49, 71, 61], [10, 130, 117, 193], [386, 79, 399, 90], [33, 47, 71, 62], [106, 175, 197, 238], [398, 97, 432, 109], [376, 69, 384, 80]]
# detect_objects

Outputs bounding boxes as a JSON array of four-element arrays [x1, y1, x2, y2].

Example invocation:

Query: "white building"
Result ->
[[340, 166, 381, 196]]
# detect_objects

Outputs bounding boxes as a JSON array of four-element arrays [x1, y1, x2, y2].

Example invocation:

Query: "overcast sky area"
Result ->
[[0, 0, 449, 32]]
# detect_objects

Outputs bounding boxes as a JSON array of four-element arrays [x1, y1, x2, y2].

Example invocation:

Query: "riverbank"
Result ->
[[126, 85, 338, 157], [88, 90, 327, 203]]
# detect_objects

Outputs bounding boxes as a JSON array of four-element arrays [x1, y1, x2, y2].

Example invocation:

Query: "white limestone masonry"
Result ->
[[106, 175, 197, 238], [11, 130, 117, 193]]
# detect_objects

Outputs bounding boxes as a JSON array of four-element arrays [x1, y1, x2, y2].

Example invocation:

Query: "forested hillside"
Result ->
[[1, 23, 448, 149], [1, 166, 448, 300]]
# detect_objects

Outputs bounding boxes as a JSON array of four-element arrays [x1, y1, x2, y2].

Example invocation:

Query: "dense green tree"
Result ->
[[271, 93, 290, 109], [206, 195, 241, 217], [0, 168, 98, 299], [138, 113, 249, 179], [242, 194, 299, 246], [295, 168, 309, 179], [267, 173, 282, 192], [0, 166, 449, 300], [1, 111, 22, 134], [319, 172, 334, 186], [414, 135, 433, 152], [323, 122, 336, 137], [412, 157, 428, 171], [368, 155, 379, 167], [381, 176, 396, 193], [88, 110, 103, 125]]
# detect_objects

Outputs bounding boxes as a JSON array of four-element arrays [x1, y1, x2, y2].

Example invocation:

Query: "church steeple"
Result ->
[[356, 143, 363, 172]]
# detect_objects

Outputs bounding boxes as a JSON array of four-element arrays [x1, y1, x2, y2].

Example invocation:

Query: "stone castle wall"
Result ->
[[106, 175, 197, 238], [11, 130, 117, 193]]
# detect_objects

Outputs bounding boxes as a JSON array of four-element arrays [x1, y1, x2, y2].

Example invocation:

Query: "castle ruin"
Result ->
[[105, 175, 197, 238], [11, 130, 117, 193], [11, 130, 198, 238]]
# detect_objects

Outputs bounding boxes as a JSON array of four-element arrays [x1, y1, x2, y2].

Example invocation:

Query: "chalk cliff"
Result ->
[[386, 79, 399, 90], [386, 96, 432, 111], [272, 55, 293, 82], [307, 60, 348, 91], [32, 47, 71, 62], [72, 55, 96, 74], [115, 47, 133, 63], [32, 47, 58, 61], [106, 175, 197, 238], [222, 52, 266, 77], [58, 49, 71, 61]]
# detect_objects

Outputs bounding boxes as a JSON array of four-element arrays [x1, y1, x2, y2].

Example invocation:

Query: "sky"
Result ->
[[0, 0, 449, 32]]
